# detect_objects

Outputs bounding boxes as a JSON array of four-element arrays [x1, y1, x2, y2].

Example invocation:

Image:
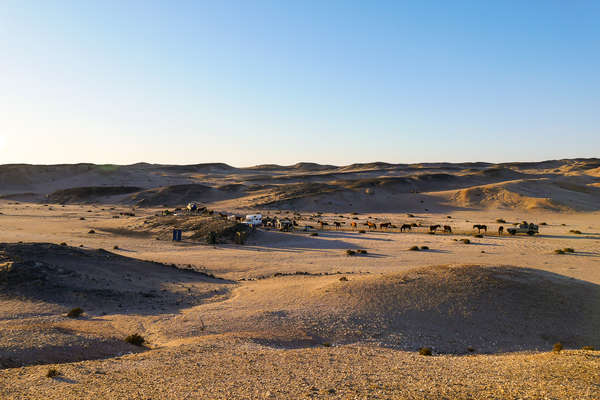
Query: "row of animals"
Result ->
[[313, 220, 500, 234]]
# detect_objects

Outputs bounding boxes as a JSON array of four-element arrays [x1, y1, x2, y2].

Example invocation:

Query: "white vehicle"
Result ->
[[243, 214, 262, 226]]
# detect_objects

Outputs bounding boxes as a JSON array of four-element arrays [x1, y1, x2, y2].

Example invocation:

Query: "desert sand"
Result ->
[[1, 159, 599, 399]]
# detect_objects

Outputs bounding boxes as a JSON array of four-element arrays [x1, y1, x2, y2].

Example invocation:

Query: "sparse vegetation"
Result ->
[[554, 249, 565, 254], [460, 239, 471, 244], [346, 249, 356, 256], [356, 249, 368, 254], [125, 333, 145, 346], [46, 368, 60, 378], [420, 246, 429, 250], [88, 229, 95, 234], [339, 276, 348, 281], [66, 307, 84, 318], [563, 248, 575, 253], [553, 342, 563, 353], [419, 347, 432, 356], [60, 242, 67, 246], [409, 246, 420, 251], [467, 347, 475, 353], [582, 345, 595, 351], [496, 218, 506, 223], [113, 245, 119, 250], [569, 230, 582, 234], [540, 222, 547, 225], [358, 229, 366, 234]]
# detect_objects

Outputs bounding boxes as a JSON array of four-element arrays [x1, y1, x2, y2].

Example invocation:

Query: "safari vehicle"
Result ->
[[243, 214, 262, 227], [507, 222, 539, 236]]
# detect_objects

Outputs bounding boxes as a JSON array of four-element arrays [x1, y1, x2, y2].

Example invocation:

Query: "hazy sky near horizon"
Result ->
[[1, 1, 599, 166]]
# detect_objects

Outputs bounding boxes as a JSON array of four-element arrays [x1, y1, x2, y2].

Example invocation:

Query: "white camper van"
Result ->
[[243, 214, 262, 227]]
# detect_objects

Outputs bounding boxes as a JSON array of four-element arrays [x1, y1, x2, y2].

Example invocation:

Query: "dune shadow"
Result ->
[[0, 242, 236, 317]]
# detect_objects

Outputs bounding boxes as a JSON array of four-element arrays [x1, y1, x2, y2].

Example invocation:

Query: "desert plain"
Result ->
[[0, 159, 599, 399]]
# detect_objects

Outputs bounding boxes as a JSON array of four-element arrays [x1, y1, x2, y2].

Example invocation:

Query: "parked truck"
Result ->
[[507, 222, 539, 236]]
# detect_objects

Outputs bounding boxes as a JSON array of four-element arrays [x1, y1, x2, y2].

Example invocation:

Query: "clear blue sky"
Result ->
[[1, 1, 598, 166]]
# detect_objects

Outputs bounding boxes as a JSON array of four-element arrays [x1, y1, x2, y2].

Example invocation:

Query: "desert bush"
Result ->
[[80, 217, 85, 220], [496, 218, 506, 223], [569, 230, 582, 234], [346, 249, 356, 256], [60, 242, 67, 246], [540, 222, 547, 225], [310, 232, 318, 236], [125, 333, 145, 346], [46, 368, 60, 378], [582, 345, 595, 351], [407, 213, 415, 218], [460, 239, 471, 244], [420, 246, 429, 250], [339, 276, 348, 281], [553, 342, 563, 353], [356, 249, 367, 254], [467, 346, 475, 353], [473, 234, 483, 238], [358, 230, 366, 234], [419, 347, 432, 356], [66, 307, 84, 318], [88, 229, 95, 234], [563, 248, 575, 253], [409, 246, 420, 251], [554, 249, 565, 254], [113, 245, 119, 250]]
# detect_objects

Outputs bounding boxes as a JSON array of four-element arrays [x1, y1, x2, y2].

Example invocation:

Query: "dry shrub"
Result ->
[[46, 368, 60, 378], [553, 342, 563, 353], [66, 307, 84, 318], [460, 239, 471, 244], [409, 246, 420, 251], [346, 249, 356, 256], [419, 347, 432, 356], [356, 249, 367, 254], [420, 246, 429, 250], [125, 333, 145, 346]]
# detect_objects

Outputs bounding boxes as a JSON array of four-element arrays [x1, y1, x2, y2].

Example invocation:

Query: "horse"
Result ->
[[350, 221, 358, 230], [334, 221, 342, 229], [319, 220, 328, 230], [379, 222, 392, 229], [498, 226, 504, 235], [367, 221, 377, 230], [400, 224, 412, 232], [429, 225, 441, 232], [473, 224, 487, 233], [443, 225, 452, 233]]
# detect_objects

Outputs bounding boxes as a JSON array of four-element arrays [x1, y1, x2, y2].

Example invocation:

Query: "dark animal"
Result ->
[[473, 224, 487, 233], [400, 224, 411, 232], [429, 225, 441, 232], [367, 221, 377, 230], [379, 222, 392, 229], [334, 221, 342, 229], [443, 225, 452, 233], [498, 226, 504, 235], [350, 221, 358, 230]]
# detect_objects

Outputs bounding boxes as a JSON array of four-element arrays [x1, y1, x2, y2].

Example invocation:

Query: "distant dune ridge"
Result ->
[[0, 158, 599, 211]]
